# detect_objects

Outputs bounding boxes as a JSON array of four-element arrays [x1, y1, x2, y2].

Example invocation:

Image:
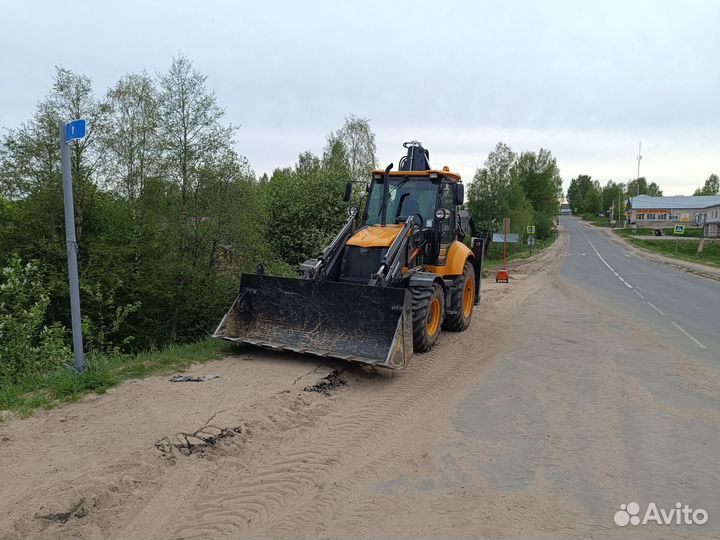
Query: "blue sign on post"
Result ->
[[64, 119, 86, 142]]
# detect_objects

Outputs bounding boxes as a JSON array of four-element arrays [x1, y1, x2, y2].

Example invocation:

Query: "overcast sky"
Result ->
[[1, 0, 718, 195]]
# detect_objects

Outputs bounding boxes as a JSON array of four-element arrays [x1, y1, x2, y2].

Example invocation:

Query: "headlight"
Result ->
[[435, 209, 445, 220]]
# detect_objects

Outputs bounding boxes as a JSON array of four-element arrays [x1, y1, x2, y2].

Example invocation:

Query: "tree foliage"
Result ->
[[265, 137, 352, 266], [567, 174, 602, 215], [693, 173, 719, 196], [0, 58, 271, 355], [601, 181, 626, 221], [0, 256, 70, 382], [329, 115, 377, 184], [0, 56, 376, 377], [626, 177, 662, 197], [468, 143, 561, 240]]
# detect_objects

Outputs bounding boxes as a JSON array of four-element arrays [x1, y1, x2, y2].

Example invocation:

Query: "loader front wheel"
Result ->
[[411, 283, 444, 352], [443, 261, 475, 332]]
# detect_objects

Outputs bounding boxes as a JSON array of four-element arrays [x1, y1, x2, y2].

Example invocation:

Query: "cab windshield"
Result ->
[[364, 177, 439, 227]]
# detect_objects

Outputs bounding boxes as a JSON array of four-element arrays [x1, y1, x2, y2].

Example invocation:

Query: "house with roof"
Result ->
[[703, 203, 720, 238], [625, 195, 720, 230]]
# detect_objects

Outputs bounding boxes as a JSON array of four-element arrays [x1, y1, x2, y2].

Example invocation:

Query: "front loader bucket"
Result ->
[[214, 274, 413, 369]]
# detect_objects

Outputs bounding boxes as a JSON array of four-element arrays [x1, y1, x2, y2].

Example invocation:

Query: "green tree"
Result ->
[[567, 174, 602, 214], [0, 256, 70, 383], [626, 177, 662, 197], [601, 180, 627, 220], [467, 142, 516, 241], [513, 149, 562, 215], [331, 115, 377, 184], [266, 149, 348, 267], [155, 54, 258, 342], [512, 148, 562, 238], [693, 173, 719, 196]]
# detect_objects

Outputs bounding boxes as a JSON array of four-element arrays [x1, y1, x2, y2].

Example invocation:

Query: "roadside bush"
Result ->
[[534, 211, 557, 239], [0, 256, 70, 383]]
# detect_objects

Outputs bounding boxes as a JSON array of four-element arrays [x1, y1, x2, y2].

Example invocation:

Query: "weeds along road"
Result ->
[[1, 221, 719, 539]]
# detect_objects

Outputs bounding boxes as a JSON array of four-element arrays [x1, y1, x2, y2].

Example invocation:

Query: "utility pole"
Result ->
[[636, 141, 642, 196], [60, 119, 87, 372]]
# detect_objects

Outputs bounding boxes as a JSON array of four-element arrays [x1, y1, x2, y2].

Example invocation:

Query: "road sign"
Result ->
[[503, 217, 510, 234], [493, 233, 519, 243], [674, 224, 685, 235], [527, 235, 536, 246], [64, 119, 86, 142], [526, 225, 535, 234]]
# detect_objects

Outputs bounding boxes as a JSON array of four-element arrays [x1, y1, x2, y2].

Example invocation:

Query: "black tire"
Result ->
[[442, 261, 475, 332], [410, 283, 444, 352]]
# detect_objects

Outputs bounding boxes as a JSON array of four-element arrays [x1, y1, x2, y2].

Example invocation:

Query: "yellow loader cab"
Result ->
[[214, 141, 485, 369]]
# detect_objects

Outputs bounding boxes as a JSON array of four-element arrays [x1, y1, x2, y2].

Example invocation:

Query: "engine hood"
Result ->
[[346, 224, 404, 248]]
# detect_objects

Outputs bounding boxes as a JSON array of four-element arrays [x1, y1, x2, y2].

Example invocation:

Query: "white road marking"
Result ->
[[671, 321, 708, 350], [580, 230, 639, 294], [574, 222, 709, 353]]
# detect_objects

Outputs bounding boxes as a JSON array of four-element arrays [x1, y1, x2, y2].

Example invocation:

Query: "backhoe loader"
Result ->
[[214, 141, 484, 369]]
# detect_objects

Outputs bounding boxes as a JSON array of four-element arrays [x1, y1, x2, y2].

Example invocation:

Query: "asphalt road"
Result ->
[[561, 216, 719, 369]]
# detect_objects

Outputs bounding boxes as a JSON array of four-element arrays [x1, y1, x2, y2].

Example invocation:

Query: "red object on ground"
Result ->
[[496, 231, 510, 283]]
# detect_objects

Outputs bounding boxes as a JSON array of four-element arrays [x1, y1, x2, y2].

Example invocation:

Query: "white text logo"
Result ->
[[614, 502, 708, 526]]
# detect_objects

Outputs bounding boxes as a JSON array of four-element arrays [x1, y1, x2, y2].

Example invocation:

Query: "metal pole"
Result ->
[[503, 233, 507, 270], [60, 123, 85, 372], [636, 141, 642, 196]]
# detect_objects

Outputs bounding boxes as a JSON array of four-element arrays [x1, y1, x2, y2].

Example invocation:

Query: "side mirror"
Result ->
[[343, 181, 352, 202], [455, 183, 464, 206]]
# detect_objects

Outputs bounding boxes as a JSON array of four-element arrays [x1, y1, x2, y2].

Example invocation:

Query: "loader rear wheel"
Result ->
[[411, 283, 444, 352], [442, 261, 475, 332]]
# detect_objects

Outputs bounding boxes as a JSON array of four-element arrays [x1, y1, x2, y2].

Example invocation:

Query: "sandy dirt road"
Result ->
[[1, 226, 718, 539]]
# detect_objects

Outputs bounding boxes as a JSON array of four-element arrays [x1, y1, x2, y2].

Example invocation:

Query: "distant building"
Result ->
[[703, 204, 720, 238], [625, 195, 720, 229]]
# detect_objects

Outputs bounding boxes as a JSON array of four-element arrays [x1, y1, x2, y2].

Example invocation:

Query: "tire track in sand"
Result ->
[[165, 253, 562, 539]]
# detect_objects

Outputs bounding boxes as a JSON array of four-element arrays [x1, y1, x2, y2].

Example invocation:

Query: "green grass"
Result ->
[[580, 213, 615, 227], [0, 339, 235, 417], [483, 234, 557, 276], [628, 238, 720, 268], [615, 226, 703, 238]]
